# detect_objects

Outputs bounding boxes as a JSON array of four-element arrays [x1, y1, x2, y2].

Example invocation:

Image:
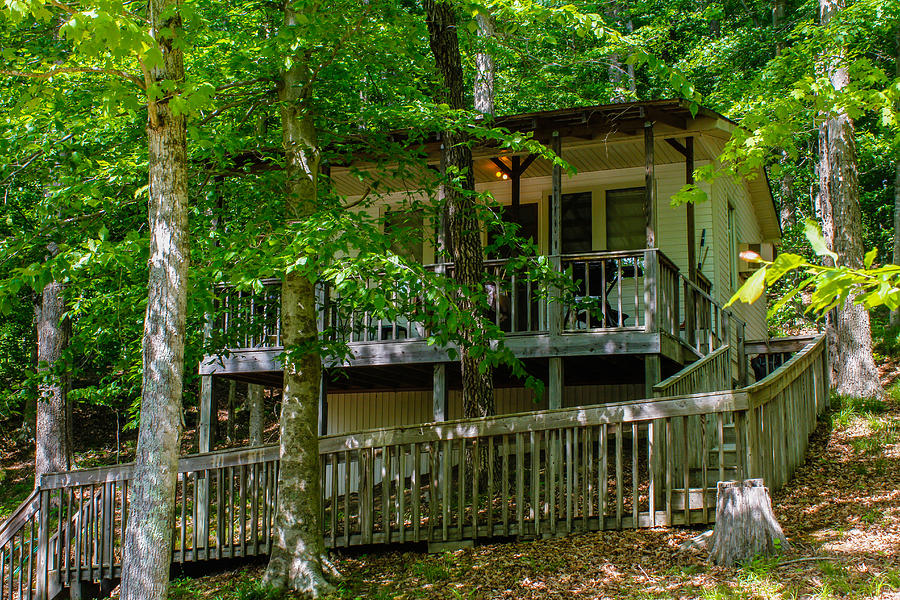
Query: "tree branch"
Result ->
[[1, 66, 144, 89]]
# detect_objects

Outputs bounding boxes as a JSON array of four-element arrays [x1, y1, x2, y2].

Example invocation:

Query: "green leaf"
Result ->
[[804, 218, 838, 262], [864, 248, 877, 268], [725, 267, 766, 307]]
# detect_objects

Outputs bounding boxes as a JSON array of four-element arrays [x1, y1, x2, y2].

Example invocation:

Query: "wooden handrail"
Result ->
[[0, 489, 40, 548], [744, 335, 825, 408], [652, 345, 730, 394], [744, 335, 818, 355]]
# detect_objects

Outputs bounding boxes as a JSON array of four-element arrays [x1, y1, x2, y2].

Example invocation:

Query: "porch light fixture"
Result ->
[[495, 170, 509, 180]]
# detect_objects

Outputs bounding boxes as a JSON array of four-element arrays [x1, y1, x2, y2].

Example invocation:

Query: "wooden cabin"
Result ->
[[6, 103, 834, 600], [198, 99, 780, 445]]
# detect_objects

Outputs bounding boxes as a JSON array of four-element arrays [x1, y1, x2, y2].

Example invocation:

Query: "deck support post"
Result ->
[[433, 363, 448, 421], [645, 354, 665, 509], [549, 357, 563, 410], [549, 131, 563, 336], [318, 373, 328, 436]]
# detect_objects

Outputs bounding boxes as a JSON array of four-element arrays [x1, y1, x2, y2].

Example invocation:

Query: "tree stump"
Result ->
[[708, 479, 789, 566]]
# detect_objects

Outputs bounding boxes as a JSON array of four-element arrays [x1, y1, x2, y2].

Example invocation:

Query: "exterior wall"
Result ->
[[711, 177, 768, 340], [326, 383, 644, 435], [347, 151, 773, 340]]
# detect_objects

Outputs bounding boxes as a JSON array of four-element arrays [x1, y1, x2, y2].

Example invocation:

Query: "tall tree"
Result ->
[[424, 0, 495, 420], [816, 0, 882, 398], [35, 242, 72, 480], [263, 3, 332, 594], [892, 27, 900, 328], [474, 10, 495, 116], [119, 0, 190, 596]]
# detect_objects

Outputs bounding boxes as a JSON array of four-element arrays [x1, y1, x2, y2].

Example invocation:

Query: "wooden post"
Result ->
[[685, 137, 696, 282], [643, 249, 658, 333], [644, 121, 656, 248], [318, 374, 328, 436], [644, 355, 661, 398], [549, 357, 563, 409], [549, 131, 563, 336], [433, 363, 448, 421], [736, 321, 747, 387], [36, 487, 49, 600], [511, 155, 521, 224]]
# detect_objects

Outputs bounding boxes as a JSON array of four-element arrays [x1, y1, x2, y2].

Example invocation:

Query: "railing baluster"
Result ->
[[411, 443, 420, 543]]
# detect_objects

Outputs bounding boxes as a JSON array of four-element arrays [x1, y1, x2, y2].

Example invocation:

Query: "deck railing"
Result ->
[[214, 249, 730, 355], [1, 336, 827, 600]]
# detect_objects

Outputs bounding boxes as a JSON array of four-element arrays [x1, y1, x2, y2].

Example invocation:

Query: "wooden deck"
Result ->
[[200, 248, 731, 377], [0, 336, 827, 600]]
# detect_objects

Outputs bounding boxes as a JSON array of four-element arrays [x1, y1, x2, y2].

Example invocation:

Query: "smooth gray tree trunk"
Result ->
[[424, 0, 495, 420], [817, 0, 882, 399], [119, 0, 189, 596], [35, 270, 72, 481], [263, 6, 333, 595], [474, 11, 494, 117]]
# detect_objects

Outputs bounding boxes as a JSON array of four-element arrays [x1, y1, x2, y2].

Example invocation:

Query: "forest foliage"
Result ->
[[0, 0, 897, 428]]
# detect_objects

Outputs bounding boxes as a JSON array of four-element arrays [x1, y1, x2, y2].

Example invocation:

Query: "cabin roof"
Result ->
[[336, 99, 780, 241]]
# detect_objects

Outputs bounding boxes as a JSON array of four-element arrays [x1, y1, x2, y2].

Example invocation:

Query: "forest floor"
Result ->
[[1, 375, 899, 599]]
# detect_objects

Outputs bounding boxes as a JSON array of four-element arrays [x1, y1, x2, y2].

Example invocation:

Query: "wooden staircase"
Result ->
[[0, 336, 828, 600]]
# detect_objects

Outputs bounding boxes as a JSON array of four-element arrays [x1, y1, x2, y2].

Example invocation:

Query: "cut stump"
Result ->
[[708, 479, 789, 566]]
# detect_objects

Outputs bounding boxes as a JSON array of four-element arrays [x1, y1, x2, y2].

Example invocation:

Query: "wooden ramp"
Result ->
[[0, 336, 828, 600]]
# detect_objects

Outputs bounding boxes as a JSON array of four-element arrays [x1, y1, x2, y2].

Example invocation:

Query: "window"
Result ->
[[384, 209, 424, 263], [605, 187, 646, 251], [728, 203, 738, 290], [548, 191, 593, 254]]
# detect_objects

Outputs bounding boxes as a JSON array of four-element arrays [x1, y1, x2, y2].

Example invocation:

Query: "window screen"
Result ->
[[548, 191, 593, 254], [605, 187, 646, 251]]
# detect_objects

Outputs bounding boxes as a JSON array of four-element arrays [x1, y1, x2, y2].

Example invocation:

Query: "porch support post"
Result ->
[[549, 357, 563, 410], [644, 122, 656, 248], [199, 177, 224, 454], [511, 155, 521, 224], [685, 137, 696, 281], [433, 363, 448, 421], [549, 131, 563, 336], [644, 354, 661, 398]]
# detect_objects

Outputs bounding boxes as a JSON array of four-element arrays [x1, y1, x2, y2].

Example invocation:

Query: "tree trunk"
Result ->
[[891, 27, 900, 328], [119, 0, 189, 597], [424, 0, 495, 420], [817, 0, 882, 399], [773, 0, 786, 54], [263, 7, 332, 594], [607, 5, 636, 102], [248, 384, 264, 446], [708, 480, 789, 566], [35, 269, 72, 481], [474, 11, 494, 117]]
